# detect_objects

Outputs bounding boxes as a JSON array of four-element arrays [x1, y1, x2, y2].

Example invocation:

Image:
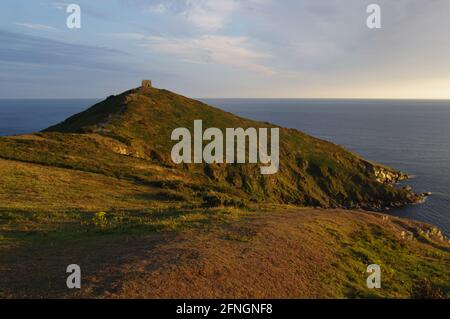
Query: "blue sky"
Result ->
[[1, 0, 449, 98]]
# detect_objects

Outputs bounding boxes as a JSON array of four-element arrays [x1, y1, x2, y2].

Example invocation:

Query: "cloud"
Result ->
[[147, 3, 168, 14], [113, 33, 274, 74], [15, 23, 56, 31], [49, 1, 68, 10], [181, 0, 240, 31], [133, 0, 264, 32], [48, 1, 112, 20], [106, 32, 273, 74], [0, 29, 126, 72], [105, 33, 149, 40]]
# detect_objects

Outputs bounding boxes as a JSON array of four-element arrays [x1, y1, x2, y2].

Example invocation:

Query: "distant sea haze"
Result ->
[[1, 98, 449, 236]]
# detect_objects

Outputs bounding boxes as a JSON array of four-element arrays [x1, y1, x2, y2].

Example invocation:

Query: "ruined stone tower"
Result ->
[[141, 80, 152, 89]]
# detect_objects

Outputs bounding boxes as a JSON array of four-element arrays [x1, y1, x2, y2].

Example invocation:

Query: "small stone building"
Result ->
[[141, 80, 152, 88]]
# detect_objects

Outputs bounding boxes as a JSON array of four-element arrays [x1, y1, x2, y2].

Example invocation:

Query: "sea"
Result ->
[[1, 98, 449, 236]]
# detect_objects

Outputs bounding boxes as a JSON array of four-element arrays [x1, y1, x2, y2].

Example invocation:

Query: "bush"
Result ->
[[201, 192, 246, 208], [91, 211, 109, 229], [410, 279, 445, 299], [155, 190, 188, 201]]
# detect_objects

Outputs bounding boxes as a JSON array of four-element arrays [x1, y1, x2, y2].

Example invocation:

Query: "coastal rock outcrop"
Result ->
[[373, 167, 408, 184]]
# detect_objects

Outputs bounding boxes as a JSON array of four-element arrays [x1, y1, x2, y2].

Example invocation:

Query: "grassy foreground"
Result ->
[[0, 205, 448, 298]]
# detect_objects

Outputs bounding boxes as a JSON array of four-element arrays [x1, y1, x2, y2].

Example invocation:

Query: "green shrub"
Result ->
[[91, 211, 109, 229]]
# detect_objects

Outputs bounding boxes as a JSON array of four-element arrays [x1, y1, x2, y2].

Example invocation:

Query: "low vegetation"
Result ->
[[0, 207, 448, 298]]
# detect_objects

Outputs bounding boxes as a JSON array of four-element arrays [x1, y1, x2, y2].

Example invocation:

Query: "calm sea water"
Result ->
[[1, 98, 449, 236], [0, 99, 100, 136]]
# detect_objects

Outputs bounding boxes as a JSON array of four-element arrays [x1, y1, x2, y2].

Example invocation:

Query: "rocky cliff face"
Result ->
[[373, 167, 408, 184]]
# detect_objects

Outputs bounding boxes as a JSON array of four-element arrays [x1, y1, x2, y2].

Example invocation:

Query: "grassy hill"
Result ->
[[0, 85, 422, 210], [0, 84, 447, 298]]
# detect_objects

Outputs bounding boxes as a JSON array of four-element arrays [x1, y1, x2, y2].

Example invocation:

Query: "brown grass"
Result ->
[[0, 158, 180, 212], [1, 208, 448, 298]]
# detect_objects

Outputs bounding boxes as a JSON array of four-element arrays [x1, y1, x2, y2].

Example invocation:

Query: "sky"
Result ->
[[0, 0, 449, 99]]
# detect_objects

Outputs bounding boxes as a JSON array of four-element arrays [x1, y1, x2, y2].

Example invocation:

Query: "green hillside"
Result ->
[[0, 85, 422, 210]]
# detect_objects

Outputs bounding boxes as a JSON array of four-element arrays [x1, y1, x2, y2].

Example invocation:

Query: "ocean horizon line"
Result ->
[[1, 97, 450, 101]]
